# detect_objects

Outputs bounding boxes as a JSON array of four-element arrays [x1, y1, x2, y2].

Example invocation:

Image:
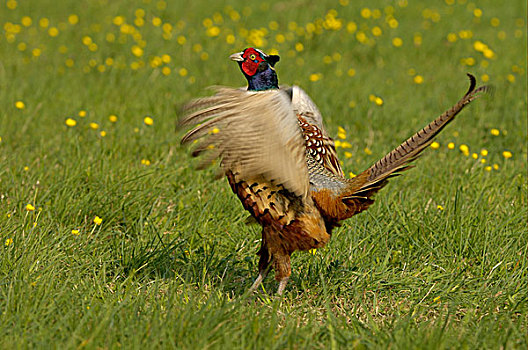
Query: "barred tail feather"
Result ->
[[344, 74, 489, 199]]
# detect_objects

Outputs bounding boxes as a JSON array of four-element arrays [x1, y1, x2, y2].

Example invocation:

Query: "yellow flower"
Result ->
[[109, 115, 118, 123], [206, 26, 220, 37], [65, 118, 77, 127], [388, 18, 398, 28], [82, 36, 92, 46], [341, 141, 352, 148], [68, 14, 79, 25], [430, 141, 440, 149], [152, 17, 162, 26], [212, 127, 220, 134], [490, 128, 500, 136], [131, 45, 143, 57], [309, 248, 317, 255], [144, 116, 154, 126], [79, 110, 87, 117], [113, 16, 124, 26], [472, 153, 478, 159], [374, 97, 383, 106], [15, 101, 25, 109], [100, 131, 106, 137], [72, 229, 80, 235], [93, 216, 102, 225], [413, 75, 424, 84], [493, 164, 499, 170], [364, 147, 372, 155], [161, 54, 171, 64], [480, 149, 488, 156], [347, 21, 357, 33], [179, 68, 188, 77], [484, 166, 492, 171], [360, 8, 371, 18], [473, 40, 486, 52], [21, 16, 32, 27], [490, 17, 500, 27], [392, 37, 403, 47], [295, 43, 304, 52], [483, 49, 495, 59], [349, 172, 356, 178], [5, 238, 13, 246], [480, 158, 486, 164], [39, 18, 49, 28], [459, 144, 469, 153], [309, 73, 322, 82], [141, 159, 151, 165], [177, 35, 186, 45], [462, 57, 475, 66], [347, 68, 356, 77], [344, 151, 352, 158], [226, 34, 235, 44], [437, 205, 444, 210], [372, 26, 382, 36], [89, 122, 99, 130], [48, 27, 59, 37], [26, 203, 35, 211], [337, 132, 346, 140], [502, 151, 512, 159]]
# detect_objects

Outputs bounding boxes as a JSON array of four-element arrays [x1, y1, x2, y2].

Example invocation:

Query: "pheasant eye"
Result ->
[[249, 54, 256, 60]]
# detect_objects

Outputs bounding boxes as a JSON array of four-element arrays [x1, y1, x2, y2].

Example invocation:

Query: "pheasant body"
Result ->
[[180, 48, 489, 295]]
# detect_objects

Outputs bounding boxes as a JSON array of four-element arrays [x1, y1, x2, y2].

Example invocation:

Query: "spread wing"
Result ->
[[180, 87, 310, 198], [288, 86, 344, 177]]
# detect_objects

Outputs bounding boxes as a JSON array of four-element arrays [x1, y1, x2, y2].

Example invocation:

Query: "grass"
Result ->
[[1, 0, 526, 348]]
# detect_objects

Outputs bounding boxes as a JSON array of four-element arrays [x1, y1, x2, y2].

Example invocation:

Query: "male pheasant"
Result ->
[[180, 47, 488, 295]]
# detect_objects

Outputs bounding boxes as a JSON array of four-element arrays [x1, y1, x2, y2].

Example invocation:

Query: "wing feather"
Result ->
[[290, 86, 344, 176], [180, 87, 310, 198]]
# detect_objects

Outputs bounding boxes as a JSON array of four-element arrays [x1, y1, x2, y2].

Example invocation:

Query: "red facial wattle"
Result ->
[[241, 48, 265, 76]]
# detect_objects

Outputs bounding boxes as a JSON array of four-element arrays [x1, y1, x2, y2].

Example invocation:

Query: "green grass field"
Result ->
[[1, 0, 526, 348]]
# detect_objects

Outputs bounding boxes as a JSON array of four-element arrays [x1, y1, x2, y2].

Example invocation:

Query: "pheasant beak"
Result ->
[[229, 51, 244, 62]]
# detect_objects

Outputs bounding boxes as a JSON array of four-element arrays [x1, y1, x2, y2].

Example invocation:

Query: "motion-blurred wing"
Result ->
[[180, 87, 310, 198]]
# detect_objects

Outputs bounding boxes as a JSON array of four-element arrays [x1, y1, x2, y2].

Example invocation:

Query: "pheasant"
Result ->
[[180, 47, 488, 295]]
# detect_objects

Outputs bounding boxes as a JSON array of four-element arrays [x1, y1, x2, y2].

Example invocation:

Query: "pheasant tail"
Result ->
[[344, 74, 489, 200]]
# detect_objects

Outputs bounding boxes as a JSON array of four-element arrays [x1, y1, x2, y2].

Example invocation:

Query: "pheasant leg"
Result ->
[[277, 277, 289, 295], [249, 265, 271, 292], [273, 253, 292, 295], [249, 240, 272, 293]]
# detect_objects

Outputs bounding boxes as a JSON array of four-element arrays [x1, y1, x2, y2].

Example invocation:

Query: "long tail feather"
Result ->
[[344, 74, 489, 199]]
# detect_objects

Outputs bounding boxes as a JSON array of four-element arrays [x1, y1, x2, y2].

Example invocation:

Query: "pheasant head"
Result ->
[[230, 48, 280, 91]]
